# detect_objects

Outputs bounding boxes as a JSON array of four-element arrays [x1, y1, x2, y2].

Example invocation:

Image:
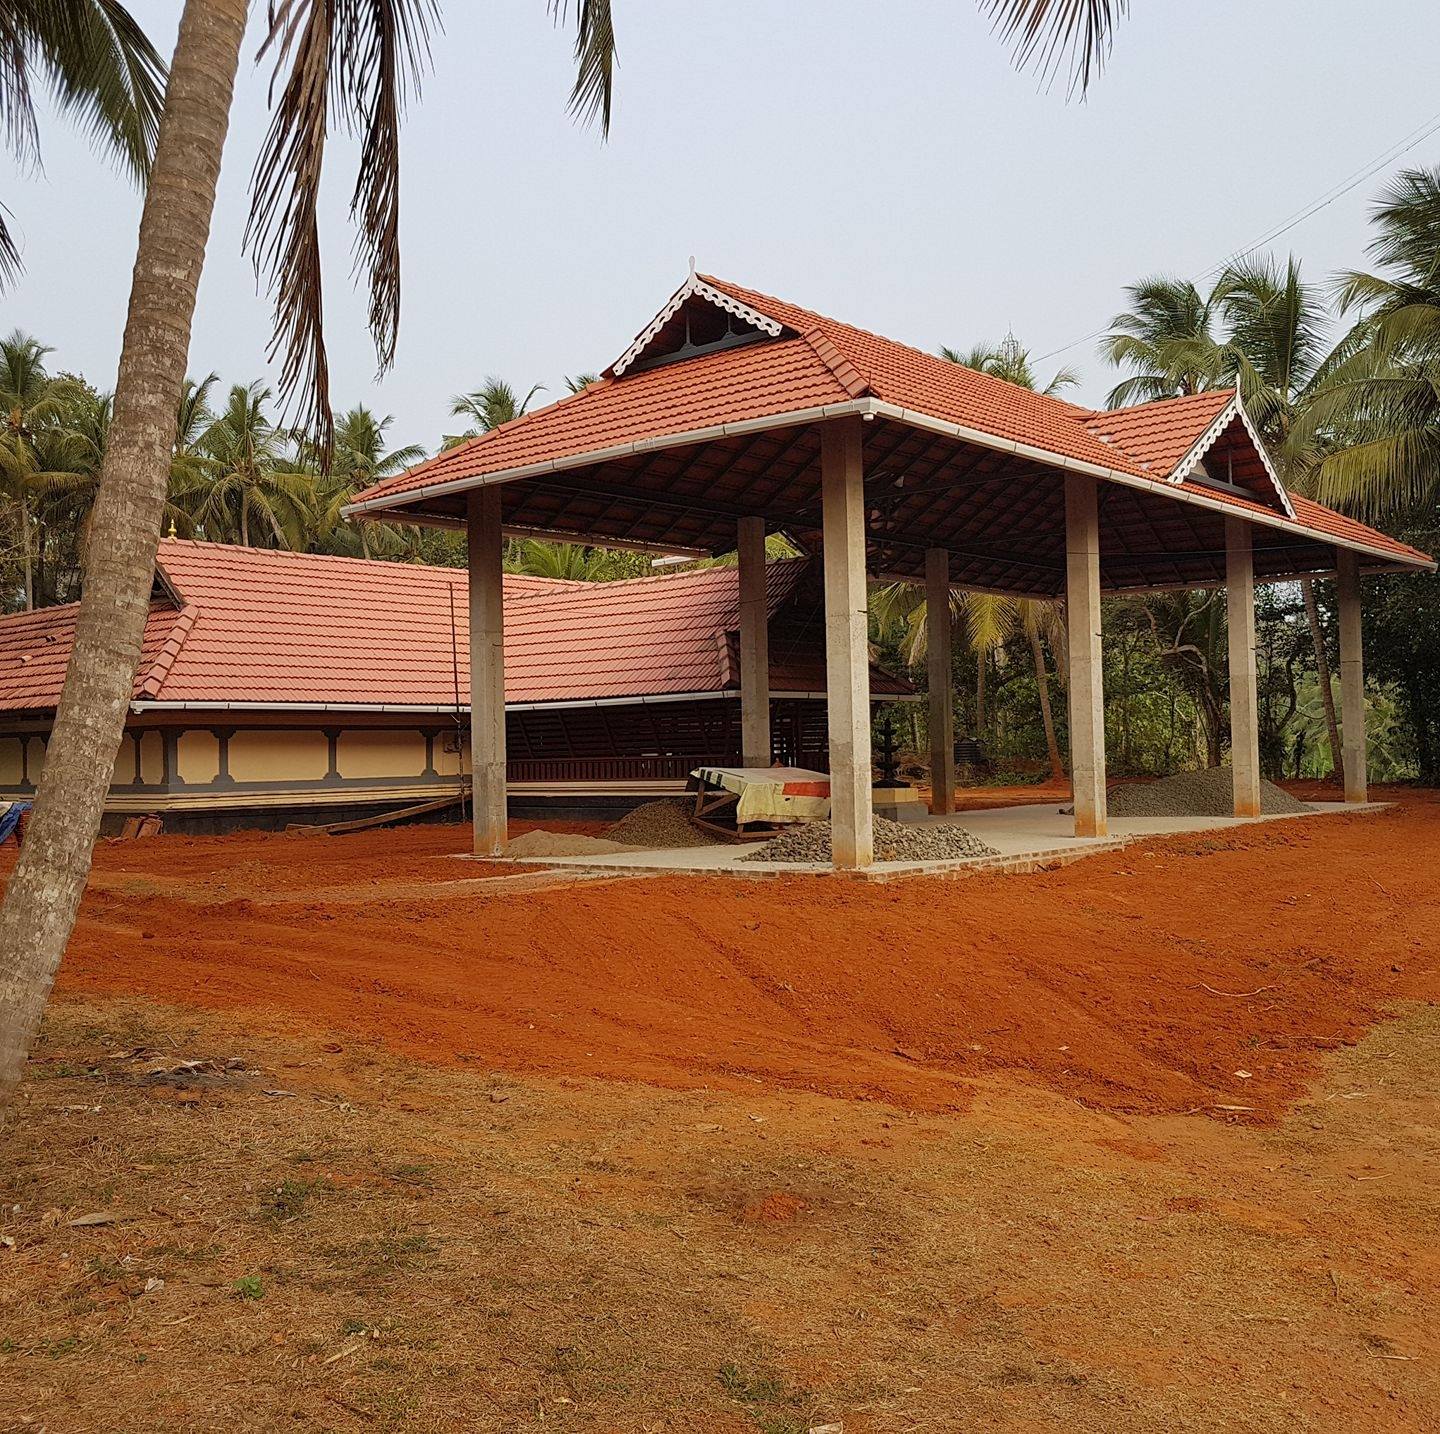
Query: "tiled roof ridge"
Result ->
[[1085, 387, 1239, 426], [800, 326, 872, 399], [156, 538, 588, 587], [137, 601, 198, 700], [699, 273, 1099, 421]]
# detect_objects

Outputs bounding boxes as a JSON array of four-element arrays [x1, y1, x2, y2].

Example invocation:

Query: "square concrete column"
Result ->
[[468, 486, 507, 855], [1336, 549, 1368, 803], [1225, 517, 1262, 817], [737, 515, 771, 768], [1064, 473, 1107, 837], [820, 416, 873, 869], [925, 547, 956, 816]]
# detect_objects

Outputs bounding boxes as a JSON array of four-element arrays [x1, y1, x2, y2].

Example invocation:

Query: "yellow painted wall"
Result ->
[[228, 729, 328, 783], [138, 730, 165, 785], [25, 736, 45, 784], [0, 736, 23, 785], [336, 729, 427, 779], [111, 733, 137, 787], [432, 729, 470, 777], [176, 729, 220, 785]]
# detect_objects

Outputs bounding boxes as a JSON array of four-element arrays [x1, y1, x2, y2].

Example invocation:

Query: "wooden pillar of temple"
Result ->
[[820, 417, 873, 870], [468, 486, 507, 855]]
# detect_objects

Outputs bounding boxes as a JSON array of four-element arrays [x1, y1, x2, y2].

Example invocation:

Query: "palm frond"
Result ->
[[248, 0, 438, 453], [0, 0, 165, 285], [549, 0, 616, 133], [982, 0, 1128, 95]]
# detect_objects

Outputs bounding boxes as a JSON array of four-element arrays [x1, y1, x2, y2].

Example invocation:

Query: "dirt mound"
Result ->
[[505, 830, 637, 858], [604, 800, 725, 849], [744, 816, 999, 864], [1108, 767, 1309, 819]]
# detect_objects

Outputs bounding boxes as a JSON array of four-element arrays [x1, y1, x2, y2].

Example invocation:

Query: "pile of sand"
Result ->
[[504, 830, 638, 859], [604, 800, 726, 849], [1105, 767, 1309, 819], [743, 816, 999, 865]]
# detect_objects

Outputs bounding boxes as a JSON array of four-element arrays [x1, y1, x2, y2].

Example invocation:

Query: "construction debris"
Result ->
[[742, 817, 999, 865], [1105, 767, 1309, 819]]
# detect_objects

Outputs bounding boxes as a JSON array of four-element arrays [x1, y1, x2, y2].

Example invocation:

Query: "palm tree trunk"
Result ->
[[0, 0, 248, 1115], [1301, 577, 1343, 783], [19, 494, 32, 611], [975, 655, 987, 736], [1029, 623, 1064, 781]]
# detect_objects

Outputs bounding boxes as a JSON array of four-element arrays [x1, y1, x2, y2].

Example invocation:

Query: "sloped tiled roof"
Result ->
[[348, 273, 1430, 573], [0, 541, 908, 713]]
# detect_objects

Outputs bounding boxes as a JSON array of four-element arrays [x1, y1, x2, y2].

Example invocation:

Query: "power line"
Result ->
[[1032, 108, 1440, 365]]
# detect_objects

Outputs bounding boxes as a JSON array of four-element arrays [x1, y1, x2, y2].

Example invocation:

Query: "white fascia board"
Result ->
[[867, 401, 1432, 573], [340, 400, 876, 520], [129, 687, 914, 717], [1166, 394, 1296, 519], [344, 393, 1430, 575]]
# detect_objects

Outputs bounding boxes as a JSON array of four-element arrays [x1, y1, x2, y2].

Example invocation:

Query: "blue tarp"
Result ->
[[0, 801, 32, 843]]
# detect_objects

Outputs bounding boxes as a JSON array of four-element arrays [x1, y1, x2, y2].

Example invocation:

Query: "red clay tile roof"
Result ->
[[0, 541, 908, 713], [0, 601, 187, 712], [349, 273, 1430, 572]]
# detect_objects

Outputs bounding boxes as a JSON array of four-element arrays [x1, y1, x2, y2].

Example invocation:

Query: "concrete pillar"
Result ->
[[1336, 549, 1368, 804], [1064, 473, 1107, 837], [737, 515, 771, 768], [1225, 517, 1262, 818], [468, 486, 507, 854], [820, 417, 873, 869], [925, 547, 955, 815]]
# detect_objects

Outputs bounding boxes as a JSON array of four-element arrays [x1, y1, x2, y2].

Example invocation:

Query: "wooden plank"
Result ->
[[286, 790, 466, 837]]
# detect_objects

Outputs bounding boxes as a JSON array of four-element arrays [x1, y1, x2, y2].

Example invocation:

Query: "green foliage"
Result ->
[[1363, 524, 1440, 784], [232, 1276, 265, 1301]]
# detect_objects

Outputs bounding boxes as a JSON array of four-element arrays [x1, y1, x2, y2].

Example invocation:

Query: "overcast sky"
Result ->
[[6, 1, 1440, 453]]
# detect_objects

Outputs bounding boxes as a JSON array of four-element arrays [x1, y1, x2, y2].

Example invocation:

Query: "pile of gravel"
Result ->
[[604, 800, 726, 849], [1105, 766, 1309, 819], [742, 816, 999, 865]]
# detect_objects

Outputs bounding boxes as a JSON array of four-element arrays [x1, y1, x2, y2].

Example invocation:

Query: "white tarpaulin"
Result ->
[[691, 766, 831, 825]]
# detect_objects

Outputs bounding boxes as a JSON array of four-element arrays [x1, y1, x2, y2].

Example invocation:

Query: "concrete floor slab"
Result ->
[[475, 799, 1388, 882]]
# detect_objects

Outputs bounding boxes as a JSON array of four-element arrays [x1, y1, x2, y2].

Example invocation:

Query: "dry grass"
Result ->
[[1, 995, 1437, 1432]]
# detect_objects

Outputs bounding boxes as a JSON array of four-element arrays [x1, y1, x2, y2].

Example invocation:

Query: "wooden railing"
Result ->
[[506, 755, 712, 784]]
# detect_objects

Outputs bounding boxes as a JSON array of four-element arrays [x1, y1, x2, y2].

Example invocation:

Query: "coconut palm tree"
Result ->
[[1302, 167, 1440, 524], [1101, 255, 1348, 778], [505, 537, 647, 581], [1100, 276, 1224, 407], [443, 377, 545, 449], [1209, 254, 1348, 781], [0, 332, 83, 608], [0, 0, 1130, 1110], [315, 405, 426, 557], [939, 334, 1078, 396], [186, 382, 317, 549], [0, 0, 165, 284]]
